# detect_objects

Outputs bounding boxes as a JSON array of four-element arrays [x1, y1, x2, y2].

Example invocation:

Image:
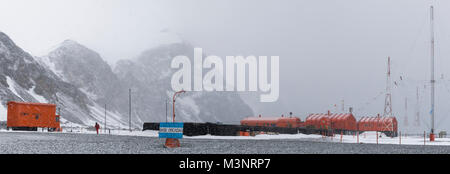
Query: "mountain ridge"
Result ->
[[0, 31, 254, 127]]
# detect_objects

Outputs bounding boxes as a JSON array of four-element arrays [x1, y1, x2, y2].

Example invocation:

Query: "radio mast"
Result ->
[[415, 87, 420, 127], [383, 57, 393, 117], [404, 97, 408, 126], [430, 6, 436, 141]]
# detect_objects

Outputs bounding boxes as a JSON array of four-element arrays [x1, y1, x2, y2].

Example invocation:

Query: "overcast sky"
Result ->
[[1, 0, 450, 132]]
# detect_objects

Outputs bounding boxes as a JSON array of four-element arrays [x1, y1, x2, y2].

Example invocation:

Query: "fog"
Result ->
[[1, 0, 450, 132]]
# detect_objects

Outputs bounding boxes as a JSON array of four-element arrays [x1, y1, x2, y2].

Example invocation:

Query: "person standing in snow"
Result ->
[[95, 122, 100, 135]]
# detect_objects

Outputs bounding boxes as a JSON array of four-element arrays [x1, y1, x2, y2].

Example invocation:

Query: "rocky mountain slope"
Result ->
[[114, 42, 254, 124], [0, 31, 253, 127], [0, 32, 94, 124]]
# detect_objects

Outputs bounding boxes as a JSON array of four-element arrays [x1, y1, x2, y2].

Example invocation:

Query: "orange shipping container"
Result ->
[[7, 101, 61, 131]]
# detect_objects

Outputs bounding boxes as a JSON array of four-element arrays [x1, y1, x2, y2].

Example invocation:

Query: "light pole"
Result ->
[[172, 90, 186, 122], [165, 99, 168, 123], [129, 88, 132, 132], [104, 103, 107, 133], [165, 90, 185, 148]]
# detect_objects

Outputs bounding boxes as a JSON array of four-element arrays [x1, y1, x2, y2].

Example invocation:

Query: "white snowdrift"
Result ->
[[0, 104, 7, 121]]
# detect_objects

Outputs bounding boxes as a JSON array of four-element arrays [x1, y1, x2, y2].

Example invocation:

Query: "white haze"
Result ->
[[1, 0, 450, 132]]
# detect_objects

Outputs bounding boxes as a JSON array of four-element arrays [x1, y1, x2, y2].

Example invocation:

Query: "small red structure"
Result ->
[[7, 101, 61, 131]]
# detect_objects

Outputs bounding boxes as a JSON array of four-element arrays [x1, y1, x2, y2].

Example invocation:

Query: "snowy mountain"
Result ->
[[0, 30, 253, 127], [23, 34, 253, 126], [114, 42, 254, 124], [39, 40, 131, 128], [0, 32, 93, 124]]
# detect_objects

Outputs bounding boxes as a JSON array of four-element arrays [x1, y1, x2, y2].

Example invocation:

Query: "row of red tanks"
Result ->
[[241, 111, 398, 137]]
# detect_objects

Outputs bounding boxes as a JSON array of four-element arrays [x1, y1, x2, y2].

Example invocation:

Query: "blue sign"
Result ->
[[159, 122, 184, 139]]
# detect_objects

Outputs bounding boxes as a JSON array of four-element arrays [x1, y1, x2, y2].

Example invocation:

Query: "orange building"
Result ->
[[7, 101, 61, 131], [305, 111, 357, 131], [305, 114, 331, 129]]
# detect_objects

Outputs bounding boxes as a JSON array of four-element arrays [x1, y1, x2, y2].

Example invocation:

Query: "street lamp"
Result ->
[[172, 90, 186, 123], [165, 90, 185, 148]]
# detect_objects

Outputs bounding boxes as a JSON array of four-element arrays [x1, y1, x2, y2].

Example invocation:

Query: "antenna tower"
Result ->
[[415, 87, 420, 127], [383, 57, 393, 117]]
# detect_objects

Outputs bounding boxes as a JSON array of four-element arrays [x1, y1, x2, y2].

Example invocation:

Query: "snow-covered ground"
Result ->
[[1, 126, 449, 146], [59, 129, 450, 146], [130, 131, 450, 146], [322, 131, 450, 146], [59, 128, 159, 137]]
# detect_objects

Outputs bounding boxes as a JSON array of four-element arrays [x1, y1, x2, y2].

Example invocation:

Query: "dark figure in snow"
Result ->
[[95, 122, 100, 135]]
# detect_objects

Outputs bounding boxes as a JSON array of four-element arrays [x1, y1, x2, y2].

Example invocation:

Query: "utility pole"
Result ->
[[58, 107, 61, 132], [341, 100, 345, 112], [430, 6, 435, 140], [415, 87, 420, 127], [404, 97, 408, 127], [104, 104, 107, 133], [129, 88, 132, 132], [172, 90, 186, 122], [165, 99, 168, 122]]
